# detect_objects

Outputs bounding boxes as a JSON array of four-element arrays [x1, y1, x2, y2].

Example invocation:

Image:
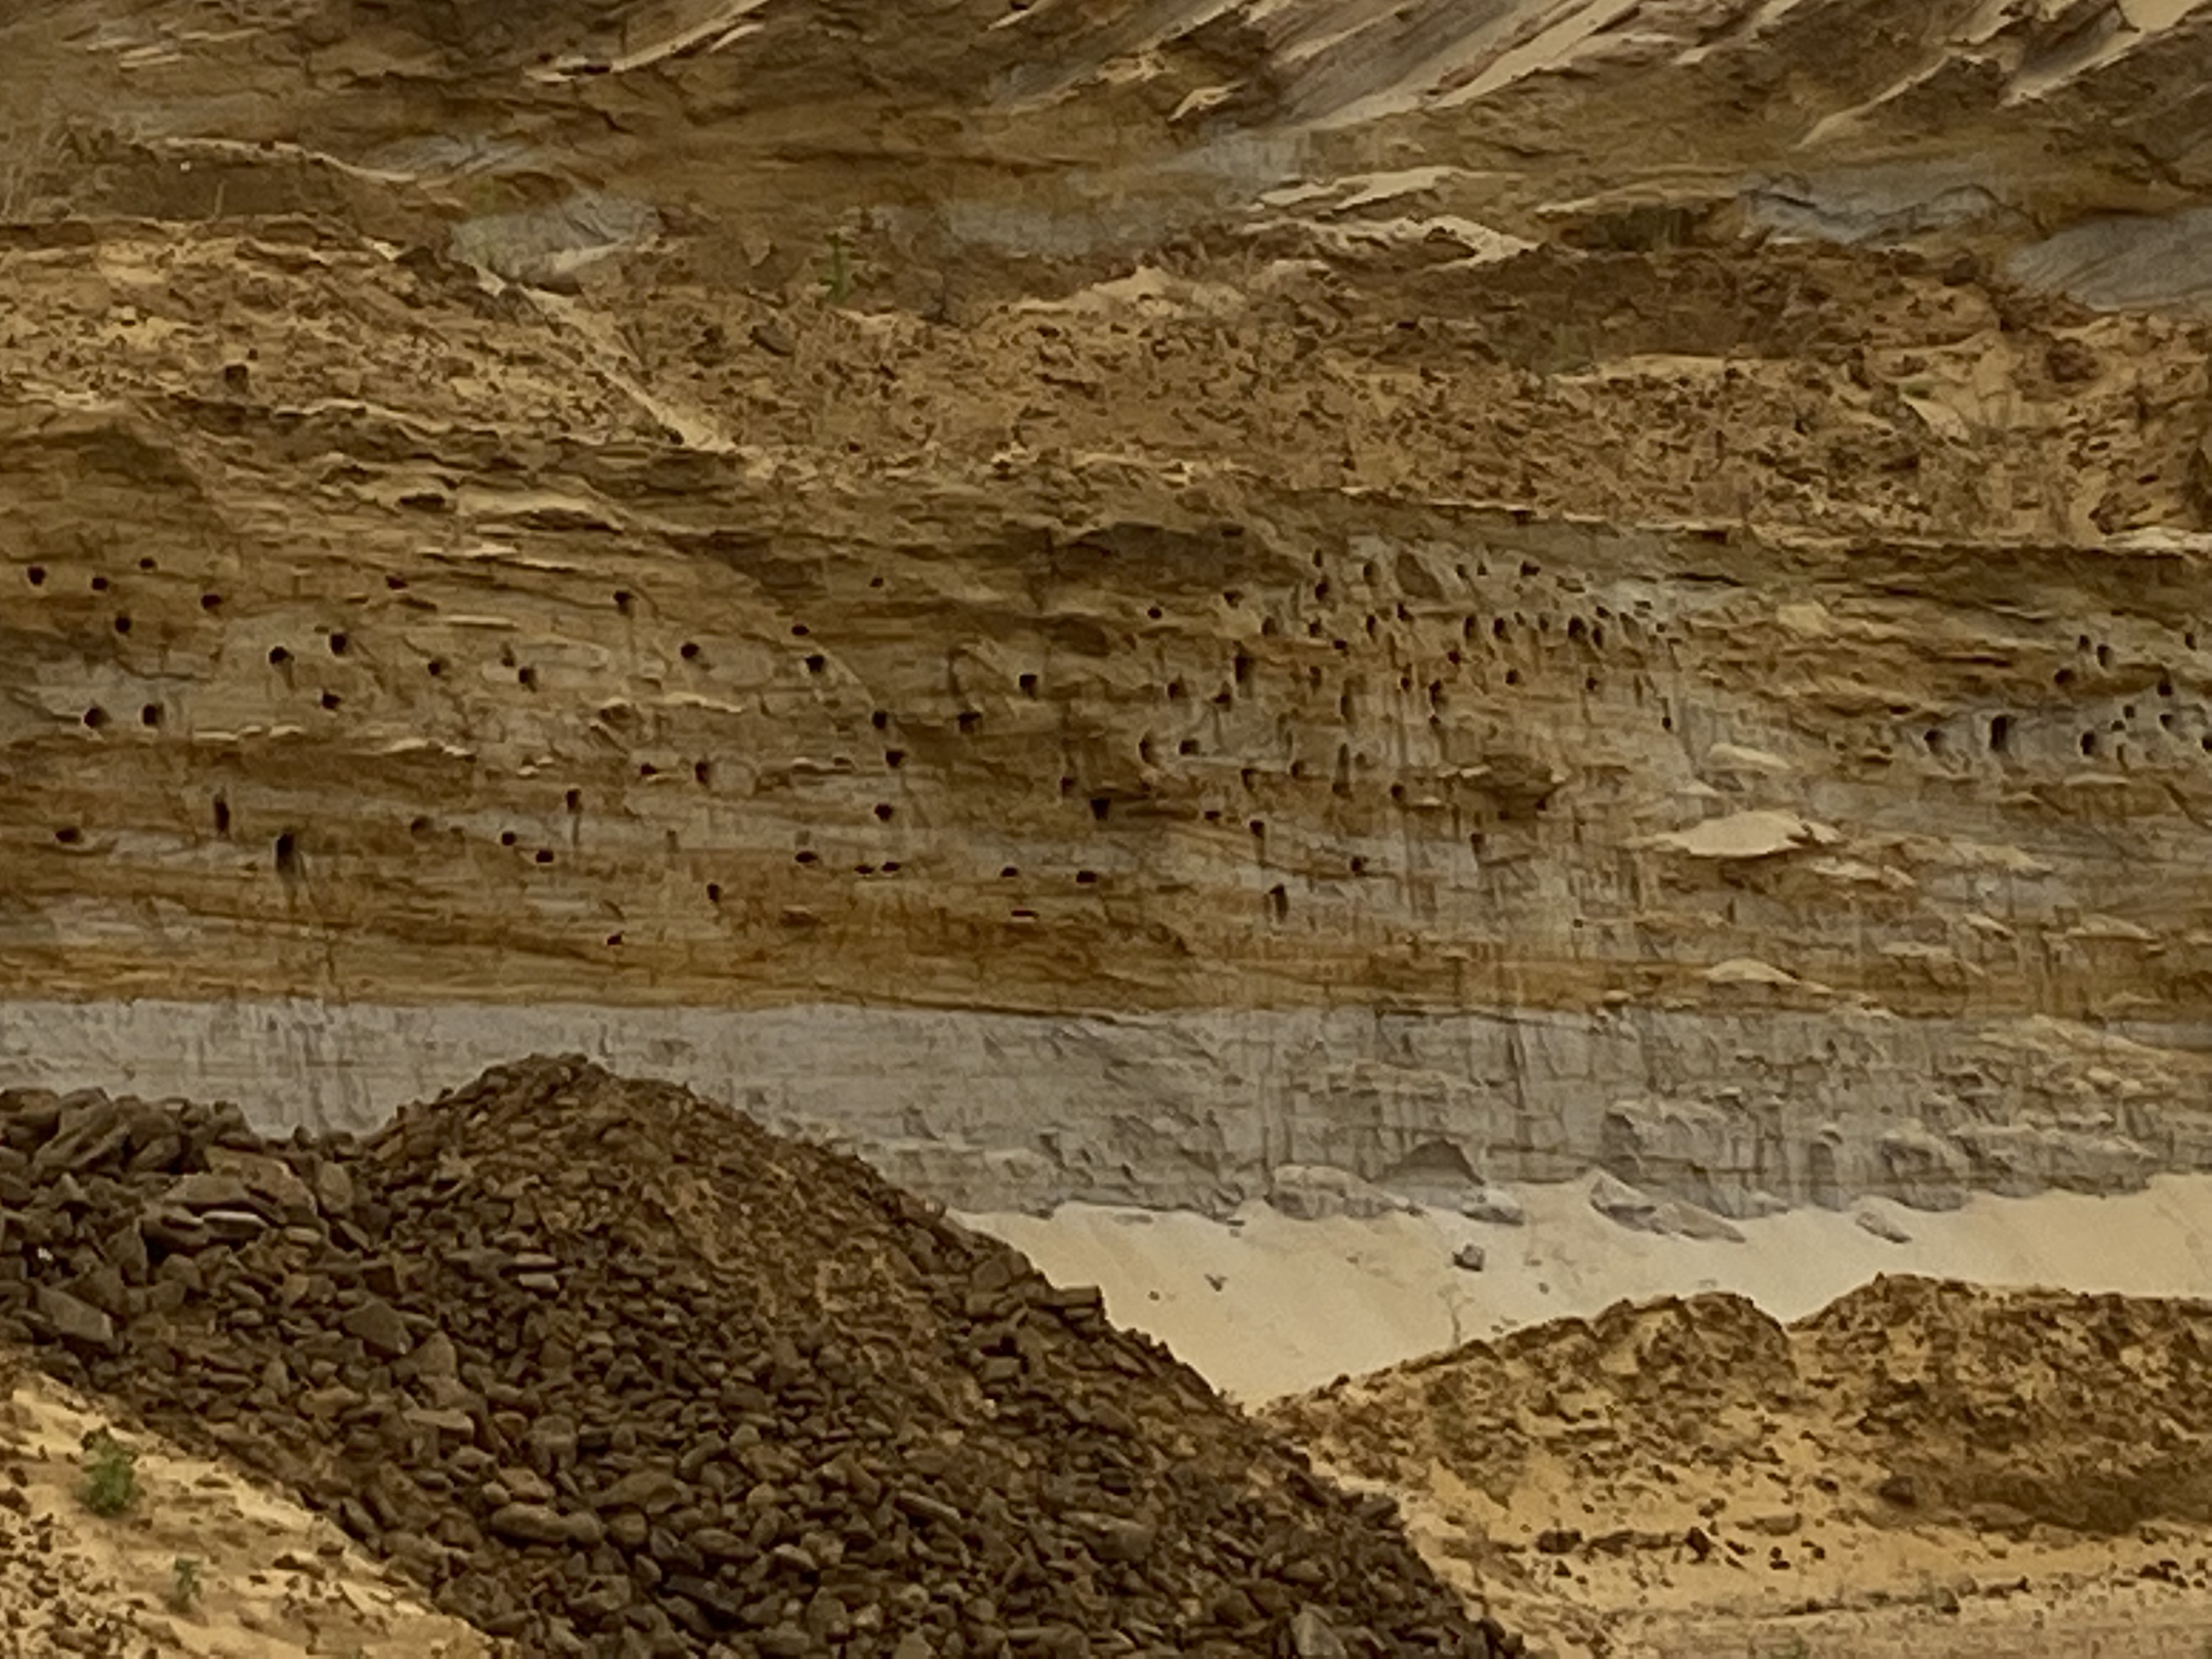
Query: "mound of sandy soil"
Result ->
[[1277, 1275, 2212, 1536], [1269, 1277, 2212, 1657], [0, 1357, 492, 1659], [0, 1059, 1513, 1658]]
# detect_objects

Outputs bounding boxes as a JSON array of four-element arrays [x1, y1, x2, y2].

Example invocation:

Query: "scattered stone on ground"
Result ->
[[0, 1059, 1516, 1658]]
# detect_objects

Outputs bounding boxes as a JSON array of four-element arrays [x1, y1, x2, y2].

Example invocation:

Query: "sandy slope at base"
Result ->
[[0, 1359, 495, 1659], [967, 1171, 2212, 1402]]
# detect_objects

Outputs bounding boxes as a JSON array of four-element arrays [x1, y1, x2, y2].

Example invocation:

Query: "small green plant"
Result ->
[[77, 1427, 139, 1517], [167, 1555, 202, 1613]]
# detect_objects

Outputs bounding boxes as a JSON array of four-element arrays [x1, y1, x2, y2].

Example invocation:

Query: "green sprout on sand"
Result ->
[[78, 1427, 139, 1517]]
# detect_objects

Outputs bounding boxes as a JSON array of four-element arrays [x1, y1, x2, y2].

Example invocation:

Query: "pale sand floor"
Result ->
[[969, 1171, 2212, 1403]]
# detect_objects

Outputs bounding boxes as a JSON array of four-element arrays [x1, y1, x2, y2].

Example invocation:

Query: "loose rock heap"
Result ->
[[0, 1058, 1513, 1658]]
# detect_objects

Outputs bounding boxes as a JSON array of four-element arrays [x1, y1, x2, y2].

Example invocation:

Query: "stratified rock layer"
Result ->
[[7, 213, 2212, 1215], [9, 5, 2212, 1216]]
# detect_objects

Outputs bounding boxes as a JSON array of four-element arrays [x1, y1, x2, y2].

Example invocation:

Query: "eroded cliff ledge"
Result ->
[[7, 2, 2212, 1217]]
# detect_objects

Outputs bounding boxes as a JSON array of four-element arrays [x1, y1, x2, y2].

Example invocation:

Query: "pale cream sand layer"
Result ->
[[968, 1171, 2212, 1402]]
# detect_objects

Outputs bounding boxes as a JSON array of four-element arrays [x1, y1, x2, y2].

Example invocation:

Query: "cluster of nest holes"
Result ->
[[154, 760, 1452, 917], [33, 557, 1650, 786], [77, 699, 182, 733], [1948, 681, 2210, 761], [782, 843, 909, 879], [70, 564, 2212, 911], [492, 828, 559, 866]]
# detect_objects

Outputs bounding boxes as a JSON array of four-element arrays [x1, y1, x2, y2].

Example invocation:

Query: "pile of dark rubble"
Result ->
[[0, 1058, 1516, 1659]]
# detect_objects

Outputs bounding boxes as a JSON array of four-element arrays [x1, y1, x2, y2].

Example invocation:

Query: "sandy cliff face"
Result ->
[[7, 0, 2212, 1215]]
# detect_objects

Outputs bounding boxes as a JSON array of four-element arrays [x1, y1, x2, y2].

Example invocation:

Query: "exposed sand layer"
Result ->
[[0, 1358, 493, 1658], [970, 1171, 2212, 1402]]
